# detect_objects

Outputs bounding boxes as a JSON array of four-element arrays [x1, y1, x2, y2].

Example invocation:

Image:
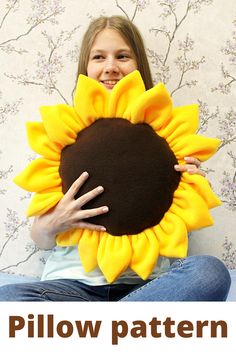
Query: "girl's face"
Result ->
[[87, 28, 138, 91]]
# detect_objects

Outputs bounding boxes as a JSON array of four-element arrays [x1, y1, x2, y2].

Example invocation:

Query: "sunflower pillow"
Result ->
[[14, 70, 221, 283]]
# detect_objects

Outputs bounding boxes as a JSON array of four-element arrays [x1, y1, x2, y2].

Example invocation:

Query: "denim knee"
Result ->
[[0, 284, 17, 301], [0, 283, 35, 301], [187, 255, 231, 301]]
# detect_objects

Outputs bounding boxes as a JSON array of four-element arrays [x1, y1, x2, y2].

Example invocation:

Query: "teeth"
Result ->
[[103, 80, 117, 85]]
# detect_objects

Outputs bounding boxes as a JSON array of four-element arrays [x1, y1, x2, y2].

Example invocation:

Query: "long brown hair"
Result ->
[[76, 16, 153, 90]]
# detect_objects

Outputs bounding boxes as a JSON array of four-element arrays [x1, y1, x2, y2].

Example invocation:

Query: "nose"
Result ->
[[104, 57, 119, 74]]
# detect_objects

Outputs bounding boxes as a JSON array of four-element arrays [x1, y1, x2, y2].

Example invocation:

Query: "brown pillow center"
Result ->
[[59, 118, 180, 235]]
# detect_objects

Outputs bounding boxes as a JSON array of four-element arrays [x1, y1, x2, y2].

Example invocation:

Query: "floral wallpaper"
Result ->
[[0, 0, 235, 278]]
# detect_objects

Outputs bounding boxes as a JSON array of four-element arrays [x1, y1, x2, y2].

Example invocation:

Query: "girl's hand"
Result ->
[[174, 157, 206, 177], [50, 171, 109, 233], [30, 172, 109, 249]]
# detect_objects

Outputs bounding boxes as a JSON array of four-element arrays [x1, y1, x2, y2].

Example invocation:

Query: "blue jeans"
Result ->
[[0, 256, 231, 301]]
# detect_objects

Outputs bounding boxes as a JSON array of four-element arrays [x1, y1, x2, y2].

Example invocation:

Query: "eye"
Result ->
[[117, 53, 129, 60], [92, 54, 104, 60]]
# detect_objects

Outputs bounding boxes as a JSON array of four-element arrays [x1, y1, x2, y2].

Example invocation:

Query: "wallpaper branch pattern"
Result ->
[[212, 18, 236, 95], [0, 0, 235, 277], [147, 1, 212, 96]]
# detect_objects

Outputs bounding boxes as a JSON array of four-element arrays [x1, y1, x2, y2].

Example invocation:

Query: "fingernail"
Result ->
[[97, 186, 104, 192], [102, 206, 109, 212], [101, 226, 106, 231], [83, 171, 89, 176], [184, 157, 189, 160], [174, 165, 180, 170]]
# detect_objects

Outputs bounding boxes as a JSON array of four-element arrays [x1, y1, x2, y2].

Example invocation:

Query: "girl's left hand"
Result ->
[[174, 156, 206, 177]]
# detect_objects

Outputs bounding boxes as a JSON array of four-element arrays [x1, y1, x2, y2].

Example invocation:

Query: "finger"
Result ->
[[187, 168, 206, 177], [77, 186, 104, 207], [78, 206, 109, 219], [75, 221, 106, 232], [174, 164, 206, 177], [175, 164, 198, 172], [64, 172, 89, 200], [174, 164, 189, 172], [184, 156, 201, 167]]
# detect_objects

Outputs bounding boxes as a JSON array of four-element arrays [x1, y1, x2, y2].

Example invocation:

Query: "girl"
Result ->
[[0, 16, 231, 301]]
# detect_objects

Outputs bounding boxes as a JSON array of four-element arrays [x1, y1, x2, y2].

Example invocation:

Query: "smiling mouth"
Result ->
[[101, 80, 119, 89]]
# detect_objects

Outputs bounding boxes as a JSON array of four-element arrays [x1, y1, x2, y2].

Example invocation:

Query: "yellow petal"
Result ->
[[73, 74, 109, 125], [13, 158, 61, 192], [26, 122, 62, 160], [180, 172, 221, 209], [27, 191, 63, 217], [97, 234, 132, 283], [130, 229, 159, 280], [56, 228, 83, 246], [158, 104, 199, 143], [108, 70, 145, 118], [40, 104, 82, 146], [129, 81, 172, 125], [78, 230, 100, 272], [170, 187, 214, 230], [153, 212, 188, 258], [170, 134, 221, 161]]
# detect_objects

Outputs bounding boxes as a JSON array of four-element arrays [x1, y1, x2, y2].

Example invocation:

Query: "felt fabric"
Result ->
[[14, 70, 222, 283], [59, 118, 180, 236]]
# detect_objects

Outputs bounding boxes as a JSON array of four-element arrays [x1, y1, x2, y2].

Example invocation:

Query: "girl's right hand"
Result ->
[[30, 172, 109, 249]]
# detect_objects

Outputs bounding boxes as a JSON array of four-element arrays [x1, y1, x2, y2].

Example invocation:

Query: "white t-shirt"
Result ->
[[41, 246, 170, 286]]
